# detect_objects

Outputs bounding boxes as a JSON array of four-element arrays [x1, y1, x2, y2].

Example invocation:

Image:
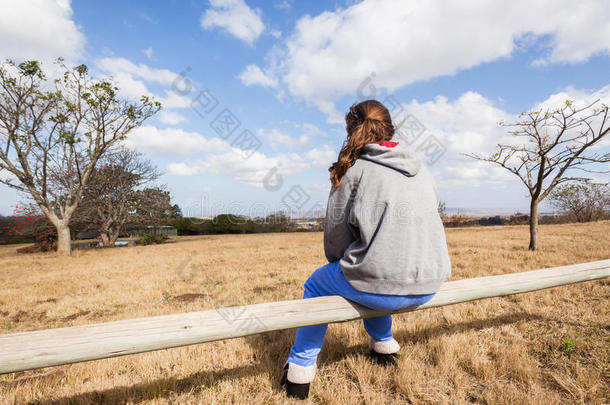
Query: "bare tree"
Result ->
[[463, 99, 609, 250], [0, 59, 160, 254], [548, 181, 609, 222], [75, 148, 160, 247]]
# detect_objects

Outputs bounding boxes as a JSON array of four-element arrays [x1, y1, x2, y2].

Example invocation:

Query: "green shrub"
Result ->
[[154, 234, 167, 244], [136, 231, 168, 245], [137, 231, 154, 245]]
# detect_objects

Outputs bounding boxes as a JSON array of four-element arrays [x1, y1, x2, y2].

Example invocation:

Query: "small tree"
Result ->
[[132, 187, 179, 235], [265, 211, 295, 232], [464, 99, 609, 250], [211, 214, 246, 234], [0, 59, 160, 254], [548, 181, 609, 222], [75, 148, 160, 247]]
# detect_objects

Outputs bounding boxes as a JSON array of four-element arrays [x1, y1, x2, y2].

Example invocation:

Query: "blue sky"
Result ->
[[0, 0, 609, 217]]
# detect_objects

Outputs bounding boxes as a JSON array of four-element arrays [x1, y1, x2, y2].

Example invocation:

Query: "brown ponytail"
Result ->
[[329, 99, 395, 186]]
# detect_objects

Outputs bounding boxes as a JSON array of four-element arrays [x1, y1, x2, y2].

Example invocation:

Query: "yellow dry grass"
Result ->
[[0, 221, 609, 404]]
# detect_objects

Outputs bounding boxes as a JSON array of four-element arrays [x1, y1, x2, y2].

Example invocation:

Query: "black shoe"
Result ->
[[280, 363, 310, 400], [368, 349, 399, 366]]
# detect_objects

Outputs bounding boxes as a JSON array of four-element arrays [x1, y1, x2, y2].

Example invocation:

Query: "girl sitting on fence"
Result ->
[[281, 99, 452, 400]]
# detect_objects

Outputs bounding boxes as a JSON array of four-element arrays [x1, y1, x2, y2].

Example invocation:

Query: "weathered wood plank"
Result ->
[[0, 259, 608, 375]]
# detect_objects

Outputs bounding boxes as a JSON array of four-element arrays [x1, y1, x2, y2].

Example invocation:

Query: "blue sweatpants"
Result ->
[[287, 261, 435, 367]]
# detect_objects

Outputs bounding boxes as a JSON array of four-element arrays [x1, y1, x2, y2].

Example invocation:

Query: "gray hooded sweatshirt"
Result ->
[[324, 138, 452, 295]]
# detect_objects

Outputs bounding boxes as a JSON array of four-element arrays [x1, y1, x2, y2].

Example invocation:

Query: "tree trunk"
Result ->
[[100, 227, 121, 247], [56, 222, 72, 255], [109, 231, 120, 246], [528, 199, 539, 251], [100, 232, 111, 247]]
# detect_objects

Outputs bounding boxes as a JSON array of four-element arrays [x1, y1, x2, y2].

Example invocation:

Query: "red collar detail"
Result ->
[[378, 140, 398, 148]]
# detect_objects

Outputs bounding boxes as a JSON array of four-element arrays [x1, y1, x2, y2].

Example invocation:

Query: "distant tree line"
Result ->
[[172, 212, 324, 236], [3, 183, 606, 246], [441, 181, 609, 228], [440, 211, 608, 228]]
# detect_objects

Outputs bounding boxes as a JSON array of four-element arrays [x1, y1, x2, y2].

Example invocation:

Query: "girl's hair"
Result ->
[[329, 99, 395, 186]]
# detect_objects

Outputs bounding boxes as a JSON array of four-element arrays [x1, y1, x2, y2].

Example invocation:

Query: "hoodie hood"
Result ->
[[359, 137, 422, 176]]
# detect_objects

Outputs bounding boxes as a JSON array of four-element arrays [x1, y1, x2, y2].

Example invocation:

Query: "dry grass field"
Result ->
[[0, 221, 609, 404]]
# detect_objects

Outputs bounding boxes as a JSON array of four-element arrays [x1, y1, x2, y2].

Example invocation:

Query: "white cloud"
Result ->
[[534, 84, 610, 113], [95, 57, 194, 110], [258, 122, 329, 150], [96, 57, 175, 85], [261, 129, 302, 147], [298, 123, 327, 138], [534, 3, 610, 65], [168, 149, 307, 186], [259, 128, 313, 150], [158, 110, 188, 125], [167, 141, 336, 188], [201, 0, 265, 45], [403, 91, 513, 156], [125, 126, 229, 155], [238, 64, 278, 88], [0, 0, 85, 62], [166, 163, 200, 176], [159, 90, 193, 109], [252, 0, 610, 121], [304, 144, 336, 168]]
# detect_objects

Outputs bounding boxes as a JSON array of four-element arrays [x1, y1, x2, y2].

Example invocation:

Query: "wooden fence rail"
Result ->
[[1, 259, 608, 375]]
